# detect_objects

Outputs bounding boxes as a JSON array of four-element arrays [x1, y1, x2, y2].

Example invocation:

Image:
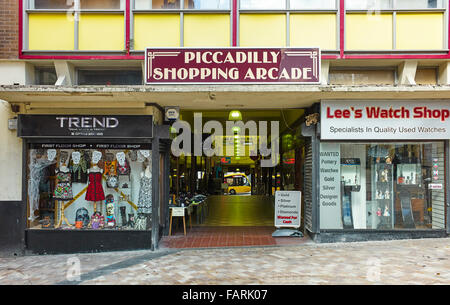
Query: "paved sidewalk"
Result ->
[[0, 238, 449, 285]]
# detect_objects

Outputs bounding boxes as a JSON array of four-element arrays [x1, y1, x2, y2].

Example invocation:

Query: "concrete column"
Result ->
[[398, 60, 418, 85], [320, 61, 330, 85], [438, 62, 450, 85], [54, 61, 75, 86]]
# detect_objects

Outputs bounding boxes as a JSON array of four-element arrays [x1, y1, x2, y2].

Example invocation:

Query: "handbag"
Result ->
[[106, 175, 119, 188]]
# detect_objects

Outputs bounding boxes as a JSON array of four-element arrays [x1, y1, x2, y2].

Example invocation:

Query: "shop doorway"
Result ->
[[162, 109, 309, 248]]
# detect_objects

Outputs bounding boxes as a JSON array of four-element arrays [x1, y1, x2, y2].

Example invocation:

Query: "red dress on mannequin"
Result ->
[[85, 172, 105, 201]]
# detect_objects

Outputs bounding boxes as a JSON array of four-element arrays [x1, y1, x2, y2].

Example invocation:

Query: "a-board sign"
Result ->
[[171, 207, 185, 217], [274, 191, 301, 228]]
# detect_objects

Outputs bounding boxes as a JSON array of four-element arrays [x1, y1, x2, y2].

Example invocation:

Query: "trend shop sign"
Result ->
[[274, 191, 302, 228], [18, 115, 153, 138], [145, 48, 320, 84], [321, 101, 450, 140]]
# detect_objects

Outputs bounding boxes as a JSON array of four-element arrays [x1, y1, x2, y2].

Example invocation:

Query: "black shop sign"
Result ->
[[17, 115, 153, 138]]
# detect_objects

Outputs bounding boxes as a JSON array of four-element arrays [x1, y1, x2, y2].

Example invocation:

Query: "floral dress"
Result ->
[[53, 170, 73, 201], [137, 174, 152, 214]]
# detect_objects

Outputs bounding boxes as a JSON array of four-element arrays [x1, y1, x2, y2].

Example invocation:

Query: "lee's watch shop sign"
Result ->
[[145, 48, 320, 84], [321, 101, 450, 140]]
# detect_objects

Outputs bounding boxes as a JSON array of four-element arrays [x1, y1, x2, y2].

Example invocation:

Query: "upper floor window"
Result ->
[[346, 0, 392, 10], [31, 0, 75, 9], [80, 0, 124, 9], [396, 0, 443, 9], [346, 0, 443, 9], [290, 0, 336, 10], [240, 0, 336, 10], [240, 0, 285, 10], [77, 69, 142, 85], [29, 0, 125, 10], [134, 0, 230, 10]]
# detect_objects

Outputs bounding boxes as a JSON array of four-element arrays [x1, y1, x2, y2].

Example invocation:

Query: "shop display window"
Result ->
[[320, 142, 446, 230], [27, 145, 153, 231]]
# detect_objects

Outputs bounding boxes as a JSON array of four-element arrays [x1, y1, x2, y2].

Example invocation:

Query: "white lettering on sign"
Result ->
[[184, 51, 281, 65], [321, 101, 450, 140], [56, 117, 119, 129]]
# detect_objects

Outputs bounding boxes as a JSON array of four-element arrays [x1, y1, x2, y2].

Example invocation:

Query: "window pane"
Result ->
[[346, 0, 392, 10], [35, 67, 57, 85], [290, 0, 336, 10], [33, 0, 75, 9], [135, 0, 181, 9], [240, 0, 286, 10], [78, 70, 142, 85], [396, 0, 442, 9], [319, 142, 446, 230], [185, 0, 230, 9], [80, 0, 124, 9], [329, 70, 395, 85]]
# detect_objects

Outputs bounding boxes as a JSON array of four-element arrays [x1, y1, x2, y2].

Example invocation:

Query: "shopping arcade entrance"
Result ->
[[162, 109, 310, 248]]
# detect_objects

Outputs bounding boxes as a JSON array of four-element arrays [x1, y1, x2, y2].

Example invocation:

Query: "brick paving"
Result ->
[[161, 226, 308, 248], [0, 237, 449, 285]]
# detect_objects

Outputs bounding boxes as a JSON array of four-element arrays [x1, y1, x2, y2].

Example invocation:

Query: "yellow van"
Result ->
[[224, 173, 251, 195]]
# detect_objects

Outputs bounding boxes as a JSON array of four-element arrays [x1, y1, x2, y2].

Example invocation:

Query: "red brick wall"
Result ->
[[0, 0, 19, 59]]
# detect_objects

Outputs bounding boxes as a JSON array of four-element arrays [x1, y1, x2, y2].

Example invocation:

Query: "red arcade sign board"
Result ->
[[145, 48, 320, 84]]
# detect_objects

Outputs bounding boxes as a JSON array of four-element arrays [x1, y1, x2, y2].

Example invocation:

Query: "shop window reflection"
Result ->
[[319, 142, 446, 230]]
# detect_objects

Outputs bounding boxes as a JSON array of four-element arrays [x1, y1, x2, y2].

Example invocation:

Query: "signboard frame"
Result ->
[[274, 190, 302, 229], [320, 100, 450, 140], [145, 47, 321, 85], [17, 114, 154, 139]]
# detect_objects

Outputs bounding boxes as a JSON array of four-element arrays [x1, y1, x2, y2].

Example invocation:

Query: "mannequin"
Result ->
[[136, 160, 152, 230], [54, 151, 73, 228], [86, 150, 105, 213]]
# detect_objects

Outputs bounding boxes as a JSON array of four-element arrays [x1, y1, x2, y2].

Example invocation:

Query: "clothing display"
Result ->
[[85, 172, 105, 202], [137, 170, 152, 214], [30, 147, 154, 232], [70, 151, 90, 183], [53, 170, 73, 200], [104, 160, 117, 176], [117, 158, 131, 176]]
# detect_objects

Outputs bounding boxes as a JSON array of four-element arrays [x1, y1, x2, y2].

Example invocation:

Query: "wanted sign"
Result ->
[[274, 191, 301, 228]]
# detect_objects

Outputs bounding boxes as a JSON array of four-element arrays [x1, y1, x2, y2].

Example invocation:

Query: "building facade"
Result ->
[[0, 0, 449, 255]]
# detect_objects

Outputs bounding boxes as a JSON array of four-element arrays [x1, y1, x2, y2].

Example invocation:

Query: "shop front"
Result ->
[[303, 100, 450, 242], [17, 114, 170, 254]]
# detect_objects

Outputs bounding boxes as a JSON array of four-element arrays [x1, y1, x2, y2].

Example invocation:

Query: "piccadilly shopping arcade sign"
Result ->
[[145, 48, 320, 84]]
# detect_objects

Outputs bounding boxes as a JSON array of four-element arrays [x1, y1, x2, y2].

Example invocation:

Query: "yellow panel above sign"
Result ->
[[79, 14, 124, 51], [134, 14, 181, 50], [184, 14, 230, 47], [396, 13, 444, 50], [29, 13, 74, 50], [240, 14, 286, 47], [290, 14, 337, 50], [346, 13, 393, 50]]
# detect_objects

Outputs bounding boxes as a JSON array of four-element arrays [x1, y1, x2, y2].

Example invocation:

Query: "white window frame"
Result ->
[[236, 0, 340, 51], [344, 0, 449, 52]]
